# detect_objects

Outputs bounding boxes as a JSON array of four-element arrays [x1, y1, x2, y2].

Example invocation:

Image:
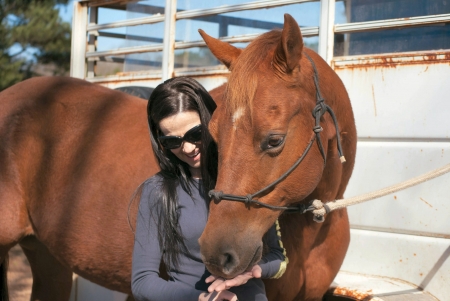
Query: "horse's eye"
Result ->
[[267, 135, 285, 149]]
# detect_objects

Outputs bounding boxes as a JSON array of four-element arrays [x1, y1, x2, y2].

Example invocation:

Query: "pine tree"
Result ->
[[0, 0, 71, 91]]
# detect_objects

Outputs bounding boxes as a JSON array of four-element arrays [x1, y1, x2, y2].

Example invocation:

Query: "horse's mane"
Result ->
[[225, 30, 282, 116]]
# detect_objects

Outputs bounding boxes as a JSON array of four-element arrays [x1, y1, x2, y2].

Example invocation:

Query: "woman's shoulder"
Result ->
[[142, 173, 164, 189], [138, 174, 165, 206]]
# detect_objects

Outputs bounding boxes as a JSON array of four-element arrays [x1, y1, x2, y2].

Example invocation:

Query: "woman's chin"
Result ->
[[188, 160, 202, 177], [187, 155, 201, 167]]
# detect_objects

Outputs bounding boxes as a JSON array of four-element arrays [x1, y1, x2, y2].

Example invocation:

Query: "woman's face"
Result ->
[[159, 111, 202, 178]]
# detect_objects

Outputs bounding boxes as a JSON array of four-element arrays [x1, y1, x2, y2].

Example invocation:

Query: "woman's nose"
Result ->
[[182, 141, 196, 153]]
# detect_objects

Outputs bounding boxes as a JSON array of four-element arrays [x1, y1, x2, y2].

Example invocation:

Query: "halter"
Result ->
[[208, 52, 346, 215]]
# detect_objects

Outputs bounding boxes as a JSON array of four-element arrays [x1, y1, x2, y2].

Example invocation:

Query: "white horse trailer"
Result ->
[[69, 1, 450, 300]]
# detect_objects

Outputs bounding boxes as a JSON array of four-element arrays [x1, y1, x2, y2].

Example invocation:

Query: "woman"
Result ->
[[131, 77, 287, 301]]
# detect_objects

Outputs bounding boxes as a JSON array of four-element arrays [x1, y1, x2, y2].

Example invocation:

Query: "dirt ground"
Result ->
[[5, 246, 134, 301], [7, 245, 33, 301]]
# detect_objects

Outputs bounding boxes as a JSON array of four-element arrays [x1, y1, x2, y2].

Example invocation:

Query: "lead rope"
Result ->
[[311, 162, 450, 222]]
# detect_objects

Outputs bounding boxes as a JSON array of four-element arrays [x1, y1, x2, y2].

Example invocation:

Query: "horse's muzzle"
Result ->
[[200, 236, 262, 278]]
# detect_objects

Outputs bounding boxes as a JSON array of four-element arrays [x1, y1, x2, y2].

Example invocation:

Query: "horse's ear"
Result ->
[[273, 14, 303, 73], [198, 29, 242, 69]]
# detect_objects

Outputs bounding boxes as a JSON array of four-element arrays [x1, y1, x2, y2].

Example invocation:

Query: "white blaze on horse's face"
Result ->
[[232, 107, 245, 129]]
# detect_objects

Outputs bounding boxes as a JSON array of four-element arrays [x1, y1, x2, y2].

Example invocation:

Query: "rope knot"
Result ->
[[312, 101, 327, 118], [311, 199, 328, 223], [209, 190, 223, 202], [313, 125, 323, 133], [245, 194, 253, 206]]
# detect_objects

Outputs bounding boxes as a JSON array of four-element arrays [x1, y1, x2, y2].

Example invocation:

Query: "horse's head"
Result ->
[[198, 14, 348, 278]]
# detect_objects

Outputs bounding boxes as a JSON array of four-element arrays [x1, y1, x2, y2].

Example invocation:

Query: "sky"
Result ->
[[57, 1, 75, 24]]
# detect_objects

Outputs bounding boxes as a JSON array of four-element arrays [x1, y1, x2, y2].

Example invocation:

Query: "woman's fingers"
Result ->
[[251, 265, 262, 278], [211, 273, 253, 292], [206, 266, 261, 293], [198, 290, 238, 301], [207, 277, 226, 292], [224, 274, 252, 288], [205, 275, 219, 283], [214, 290, 238, 301]]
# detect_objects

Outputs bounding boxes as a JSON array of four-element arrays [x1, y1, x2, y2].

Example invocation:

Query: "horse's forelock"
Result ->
[[224, 30, 282, 122]]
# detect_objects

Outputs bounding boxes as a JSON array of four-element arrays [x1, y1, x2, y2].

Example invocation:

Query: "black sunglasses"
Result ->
[[158, 124, 202, 149]]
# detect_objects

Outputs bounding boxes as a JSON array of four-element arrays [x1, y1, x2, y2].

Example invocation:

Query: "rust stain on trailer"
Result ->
[[333, 51, 450, 70], [424, 54, 437, 61], [371, 85, 377, 117], [330, 286, 373, 300]]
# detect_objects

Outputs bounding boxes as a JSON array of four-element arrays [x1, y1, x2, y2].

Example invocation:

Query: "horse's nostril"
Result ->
[[224, 253, 233, 265], [221, 251, 238, 274]]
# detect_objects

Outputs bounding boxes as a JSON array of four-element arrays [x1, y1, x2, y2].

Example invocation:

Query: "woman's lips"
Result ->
[[187, 150, 200, 159]]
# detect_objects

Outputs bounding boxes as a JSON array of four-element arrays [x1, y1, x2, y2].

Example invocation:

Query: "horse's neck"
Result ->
[[279, 213, 318, 252]]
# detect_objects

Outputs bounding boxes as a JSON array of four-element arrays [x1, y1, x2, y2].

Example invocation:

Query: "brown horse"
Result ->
[[198, 14, 356, 301], [0, 77, 158, 300], [0, 14, 356, 301]]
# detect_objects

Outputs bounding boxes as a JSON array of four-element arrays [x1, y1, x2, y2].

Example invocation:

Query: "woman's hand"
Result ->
[[198, 290, 238, 301], [206, 265, 262, 292]]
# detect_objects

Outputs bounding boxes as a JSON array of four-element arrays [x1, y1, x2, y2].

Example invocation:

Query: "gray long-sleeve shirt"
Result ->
[[132, 176, 286, 301]]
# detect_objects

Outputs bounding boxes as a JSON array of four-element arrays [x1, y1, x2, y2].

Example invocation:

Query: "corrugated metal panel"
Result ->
[[348, 141, 450, 237], [328, 271, 438, 301], [335, 13, 450, 34], [340, 230, 449, 301], [69, 275, 127, 301], [334, 50, 450, 301], [335, 52, 450, 139], [92, 73, 228, 92]]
